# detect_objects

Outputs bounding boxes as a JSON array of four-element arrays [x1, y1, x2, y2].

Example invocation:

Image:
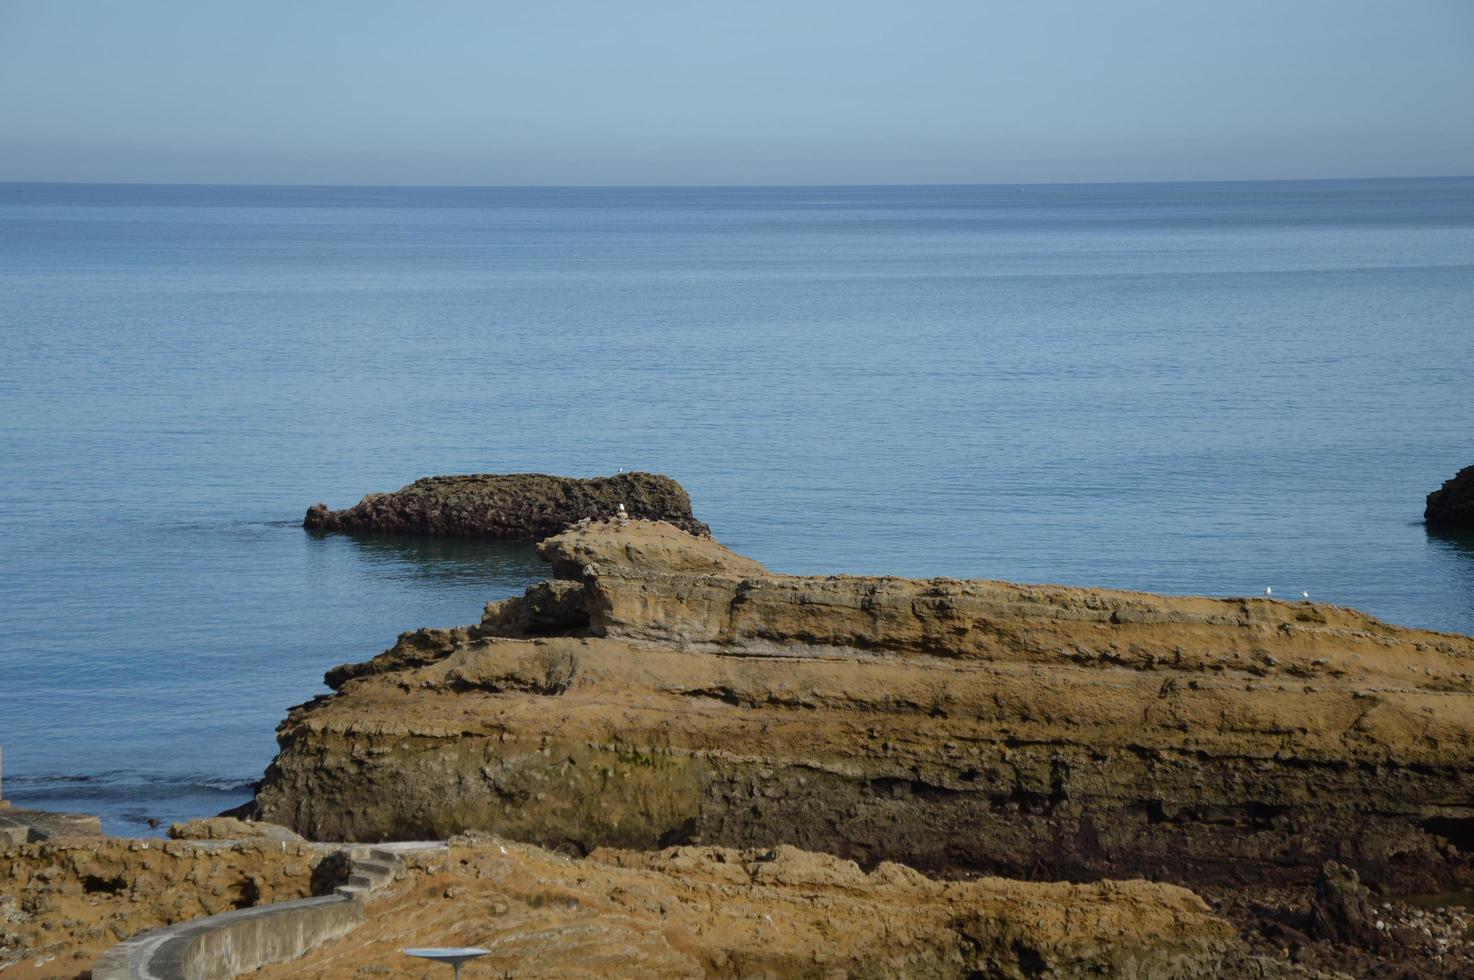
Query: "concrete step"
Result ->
[[324, 841, 443, 904], [368, 851, 405, 866], [346, 873, 389, 891], [351, 859, 398, 878], [367, 842, 446, 861]]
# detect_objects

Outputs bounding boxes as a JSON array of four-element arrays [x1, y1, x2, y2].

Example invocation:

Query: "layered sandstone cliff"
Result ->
[[253, 519, 1474, 903], [303, 472, 710, 539]]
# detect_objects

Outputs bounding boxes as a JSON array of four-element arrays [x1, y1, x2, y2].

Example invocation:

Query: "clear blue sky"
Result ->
[[2, 0, 1470, 185]]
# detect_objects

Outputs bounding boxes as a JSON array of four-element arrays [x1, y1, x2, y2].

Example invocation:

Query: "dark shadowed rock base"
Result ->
[[1206, 869, 1474, 979], [303, 471, 710, 539], [1427, 465, 1474, 532]]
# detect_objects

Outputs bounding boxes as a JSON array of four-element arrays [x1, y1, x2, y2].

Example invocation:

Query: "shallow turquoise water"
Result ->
[[2, 179, 1472, 832]]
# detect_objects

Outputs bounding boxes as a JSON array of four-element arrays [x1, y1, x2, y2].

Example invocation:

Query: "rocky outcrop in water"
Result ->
[[252, 518, 1474, 911], [1427, 465, 1474, 532], [303, 472, 710, 539]]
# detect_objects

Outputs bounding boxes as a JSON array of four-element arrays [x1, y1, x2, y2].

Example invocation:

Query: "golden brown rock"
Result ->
[[251, 835, 1309, 979], [538, 516, 767, 578], [252, 519, 1474, 899], [0, 836, 330, 977]]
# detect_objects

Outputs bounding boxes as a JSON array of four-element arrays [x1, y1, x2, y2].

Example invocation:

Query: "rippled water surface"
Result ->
[[2, 179, 1472, 832]]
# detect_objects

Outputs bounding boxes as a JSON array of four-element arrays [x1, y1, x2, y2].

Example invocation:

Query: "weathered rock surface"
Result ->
[[166, 816, 304, 843], [0, 836, 331, 977], [1309, 862, 1381, 949], [253, 519, 1474, 903], [1427, 464, 1474, 532], [1209, 872, 1474, 978], [252, 835, 1317, 980], [303, 472, 710, 539]]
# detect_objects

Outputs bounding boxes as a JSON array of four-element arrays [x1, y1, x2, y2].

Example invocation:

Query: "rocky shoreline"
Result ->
[[8, 483, 1474, 976], [238, 514, 1474, 976], [10, 826, 1473, 977]]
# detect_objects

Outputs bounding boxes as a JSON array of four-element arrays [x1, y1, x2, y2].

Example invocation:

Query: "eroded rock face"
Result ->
[[251, 835, 1311, 980], [303, 472, 711, 539], [1427, 465, 1474, 532], [252, 520, 1474, 901], [0, 836, 330, 974]]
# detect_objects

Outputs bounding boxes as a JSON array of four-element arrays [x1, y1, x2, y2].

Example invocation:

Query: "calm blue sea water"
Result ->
[[2, 179, 1472, 834]]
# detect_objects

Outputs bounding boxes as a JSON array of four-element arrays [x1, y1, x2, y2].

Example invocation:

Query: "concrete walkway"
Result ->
[[93, 841, 446, 980]]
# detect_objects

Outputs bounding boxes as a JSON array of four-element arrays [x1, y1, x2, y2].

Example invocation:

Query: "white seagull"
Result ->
[[1302, 591, 1310, 601], [1264, 587, 1273, 597]]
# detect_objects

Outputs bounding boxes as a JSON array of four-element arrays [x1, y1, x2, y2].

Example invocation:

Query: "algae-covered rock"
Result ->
[[304, 471, 709, 539]]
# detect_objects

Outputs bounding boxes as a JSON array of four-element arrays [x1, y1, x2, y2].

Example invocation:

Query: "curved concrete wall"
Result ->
[[92, 843, 449, 979], [92, 895, 363, 980]]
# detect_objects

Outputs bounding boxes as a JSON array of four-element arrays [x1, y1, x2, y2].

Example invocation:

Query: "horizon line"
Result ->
[[3, 173, 1472, 192]]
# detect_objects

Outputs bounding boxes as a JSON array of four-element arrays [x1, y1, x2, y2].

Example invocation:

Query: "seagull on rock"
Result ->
[[1264, 587, 1273, 598]]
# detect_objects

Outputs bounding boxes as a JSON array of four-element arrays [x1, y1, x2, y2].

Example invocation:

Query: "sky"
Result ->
[[1, 0, 1471, 186]]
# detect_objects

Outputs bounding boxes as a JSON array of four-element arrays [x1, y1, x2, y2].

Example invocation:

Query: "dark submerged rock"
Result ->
[[303, 471, 709, 540], [1426, 465, 1474, 532]]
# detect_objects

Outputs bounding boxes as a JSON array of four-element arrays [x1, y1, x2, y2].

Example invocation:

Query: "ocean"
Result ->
[[2, 178, 1471, 834]]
